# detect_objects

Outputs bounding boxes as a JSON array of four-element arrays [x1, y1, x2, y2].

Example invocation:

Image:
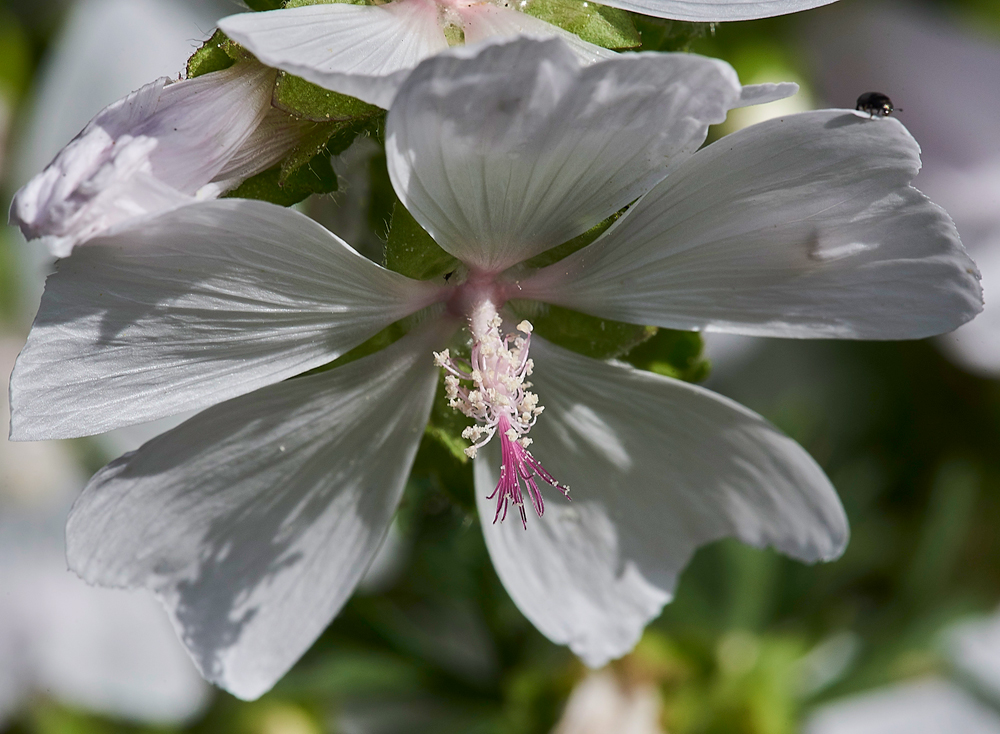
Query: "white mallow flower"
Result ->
[[9, 60, 308, 257], [9, 39, 981, 699], [218, 0, 837, 108]]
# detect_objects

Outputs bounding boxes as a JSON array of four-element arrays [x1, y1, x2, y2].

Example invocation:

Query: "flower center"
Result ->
[[433, 301, 569, 528]]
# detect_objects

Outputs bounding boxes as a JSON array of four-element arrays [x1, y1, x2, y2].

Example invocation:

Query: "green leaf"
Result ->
[[273, 72, 383, 122], [185, 29, 238, 78], [245, 0, 284, 9], [520, 0, 640, 49], [385, 202, 459, 281], [509, 301, 655, 361], [623, 328, 709, 382], [522, 211, 620, 270]]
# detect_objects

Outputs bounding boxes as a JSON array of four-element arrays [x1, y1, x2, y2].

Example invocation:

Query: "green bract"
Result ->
[[186, 30, 239, 78], [521, 0, 641, 49], [272, 73, 382, 122]]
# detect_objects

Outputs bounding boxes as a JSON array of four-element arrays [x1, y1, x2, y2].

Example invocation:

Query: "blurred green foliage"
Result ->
[[3, 1, 1000, 733]]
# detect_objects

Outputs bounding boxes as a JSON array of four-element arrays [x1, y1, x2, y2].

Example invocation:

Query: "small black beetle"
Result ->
[[856, 92, 898, 118]]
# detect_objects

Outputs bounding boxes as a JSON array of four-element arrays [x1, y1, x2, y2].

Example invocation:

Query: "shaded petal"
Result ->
[[738, 81, 799, 106], [458, 4, 616, 64], [10, 63, 277, 255], [523, 109, 982, 339], [219, 3, 447, 109], [386, 38, 743, 273], [476, 337, 846, 667], [65, 320, 450, 700], [10, 199, 442, 440], [597, 0, 838, 22]]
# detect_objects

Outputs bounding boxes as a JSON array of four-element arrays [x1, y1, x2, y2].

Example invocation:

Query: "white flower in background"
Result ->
[[805, 610, 1000, 734], [9, 60, 312, 257], [807, 3, 1000, 378], [8, 38, 980, 699], [219, 0, 838, 107], [552, 670, 665, 734], [0, 338, 209, 727]]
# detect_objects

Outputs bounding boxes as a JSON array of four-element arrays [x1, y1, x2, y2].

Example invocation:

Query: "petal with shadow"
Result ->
[[523, 109, 982, 339], [65, 320, 451, 700], [10, 199, 441, 440], [476, 337, 846, 667]]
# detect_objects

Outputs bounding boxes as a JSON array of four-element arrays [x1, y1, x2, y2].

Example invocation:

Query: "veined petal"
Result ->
[[523, 109, 983, 339], [458, 4, 616, 64], [10, 62, 277, 255], [476, 337, 846, 667], [386, 37, 743, 273], [65, 320, 450, 701], [209, 107, 316, 192], [595, 0, 838, 22], [10, 199, 443, 440], [219, 3, 448, 109]]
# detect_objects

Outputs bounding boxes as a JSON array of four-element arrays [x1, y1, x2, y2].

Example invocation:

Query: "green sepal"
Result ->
[[509, 301, 655, 361], [634, 17, 713, 53], [226, 115, 381, 206], [623, 328, 710, 383], [186, 29, 239, 78], [226, 145, 339, 207], [443, 23, 466, 46], [522, 211, 620, 270], [520, 0, 640, 49], [245, 0, 285, 10], [384, 203, 459, 281], [273, 72, 383, 122]]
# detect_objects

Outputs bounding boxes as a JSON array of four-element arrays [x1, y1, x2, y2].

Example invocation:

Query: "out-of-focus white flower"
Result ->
[[219, 0, 838, 108], [805, 609, 1000, 734], [0, 337, 210, 727], [805, 679, 1000, 734], [10, 60, 311, 257], [552, 670, 665, 734], [8, 38, 979, 700], [807, 3, 1000, 378]]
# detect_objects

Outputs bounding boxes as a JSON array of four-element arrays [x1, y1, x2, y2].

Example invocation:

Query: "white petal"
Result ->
[[476, 337, 846, 667], [219, 3, 448, 109], [595, 0, 838, 22], [523, 109, 982, 339], [386, 38, 743, 273], [10, 199, 442, 440], [210, 108, 314, 190], [10, 62, 276, 254], [458, 4, 616, 64], [804, 678, 1000, 734], [738, 81, 799, 107], [65, 320, 449, 700]]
